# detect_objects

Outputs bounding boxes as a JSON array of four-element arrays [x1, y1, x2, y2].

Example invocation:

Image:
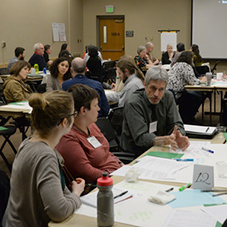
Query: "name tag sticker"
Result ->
[[149, 121, 157, 133], [87, 136, 102, 148]]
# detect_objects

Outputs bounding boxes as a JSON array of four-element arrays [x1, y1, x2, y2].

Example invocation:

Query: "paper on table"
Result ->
[[110, 165, 133, 177], [162, 209, 217, 227], [168, 190, 225, 209], [134, 156, 191, 180], [184, 124, 217, 135], [201, 204, 227, 224], [80, 188, 134, 208]]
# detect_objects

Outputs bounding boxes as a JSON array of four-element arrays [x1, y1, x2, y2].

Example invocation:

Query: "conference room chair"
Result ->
[[95, 117, 135, 164], [0, 68, 9, 76], [194, 65, 210, 76]]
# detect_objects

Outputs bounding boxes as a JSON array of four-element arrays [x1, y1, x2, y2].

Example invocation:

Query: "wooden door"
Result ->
[[99, 18, 125, 61]]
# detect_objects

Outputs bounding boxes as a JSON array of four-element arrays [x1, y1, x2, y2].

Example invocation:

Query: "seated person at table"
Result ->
[[4, 60, 33, 103], [2, 90, 85, 226], [121, 66, 189, 158], [161, 44, 174, 65], [58, 43, 71, 58], [59, 50, 74, 63], [106, 55, 144, 107], [134, 46, 154, 73], [167, 51, 206, 124], [145, 42, 159, 64], [56, 84, 123, 184], [62, 57, 109, 117], [191, 44, 203, 67], [85, 44, 104, 82], [8, 47, 25, 70], [46, 57, 71, 91], [170, 42, 185, 67], [28, 43, 47, 71], [84, 44, 104, 65], [43, 44, 53, 66]]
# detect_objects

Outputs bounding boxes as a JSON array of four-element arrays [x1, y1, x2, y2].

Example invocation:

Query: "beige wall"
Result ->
[[0, 0, 83, 67], [83, 0, 192, 59]]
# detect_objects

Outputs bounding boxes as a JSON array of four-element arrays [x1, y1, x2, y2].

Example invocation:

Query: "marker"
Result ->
[[202, 147, 214, 154], [165, 187, 174, 192], [179, 183, 192, 191], [173, 158, 194, 162], [114, 190, 128, 199]]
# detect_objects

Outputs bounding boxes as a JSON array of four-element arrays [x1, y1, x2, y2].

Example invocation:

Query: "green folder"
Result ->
[[145, 151, 184, 159]]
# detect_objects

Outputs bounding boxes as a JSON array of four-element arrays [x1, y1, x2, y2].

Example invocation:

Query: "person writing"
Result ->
[[2, 90, 85, 226], [56, 84, 123, 184], [3, 60, 33, 103]]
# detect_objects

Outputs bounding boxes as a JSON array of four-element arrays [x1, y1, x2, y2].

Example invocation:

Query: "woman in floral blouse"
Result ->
[[167, 51, 206, 124]]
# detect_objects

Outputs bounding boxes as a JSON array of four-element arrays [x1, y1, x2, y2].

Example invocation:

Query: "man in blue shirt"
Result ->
[[62, 57, 109, 117]]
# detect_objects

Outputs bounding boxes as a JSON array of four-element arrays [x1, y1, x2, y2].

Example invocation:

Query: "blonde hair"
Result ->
[[29, 90, 73, 137], [116, 55, 144, 82]]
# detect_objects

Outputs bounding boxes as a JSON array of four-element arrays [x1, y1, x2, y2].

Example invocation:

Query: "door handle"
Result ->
[[122, 46, 125, 50], [100, 46, 102, 51]]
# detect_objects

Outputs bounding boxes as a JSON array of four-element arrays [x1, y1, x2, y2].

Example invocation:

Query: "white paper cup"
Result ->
[[217, 72, 223, 80], [216, 161, 227, 178]]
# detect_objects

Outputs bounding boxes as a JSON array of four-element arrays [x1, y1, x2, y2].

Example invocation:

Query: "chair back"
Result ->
[[194, 65, 210, 76], [0, 68, 9, 76], [108, 107, 124, 136]]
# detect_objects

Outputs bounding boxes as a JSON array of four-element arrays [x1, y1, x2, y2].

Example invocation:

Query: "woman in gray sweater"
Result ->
[[2, 90, 85, 227]]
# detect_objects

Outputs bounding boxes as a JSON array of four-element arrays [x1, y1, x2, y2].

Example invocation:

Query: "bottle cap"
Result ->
[[97, 172, 113, 186]]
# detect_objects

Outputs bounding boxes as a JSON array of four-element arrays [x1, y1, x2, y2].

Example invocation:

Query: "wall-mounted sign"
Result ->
[[126, 31, 134, 37], [106, 5, 114, 13]]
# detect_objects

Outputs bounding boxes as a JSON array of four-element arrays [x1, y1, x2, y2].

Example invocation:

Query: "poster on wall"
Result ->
[[161, 32, 177, 52], [52, 23, 66, 42]]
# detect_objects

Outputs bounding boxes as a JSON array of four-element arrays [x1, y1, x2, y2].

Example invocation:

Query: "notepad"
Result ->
[[184, 124, 218, 139]]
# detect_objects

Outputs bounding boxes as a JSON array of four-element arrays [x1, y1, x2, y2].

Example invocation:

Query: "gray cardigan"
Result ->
[[105, 74, 144, 107], [121, 89, 185, 157], [3, 138, 81, 227]]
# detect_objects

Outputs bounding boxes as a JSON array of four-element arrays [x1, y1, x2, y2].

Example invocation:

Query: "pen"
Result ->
[[179, 183, 192, 191], [212, 192, 227, 197], [114, 190, 128, 199], [202, 189, 227, 192], [202, 147, 214, 154], [205, 127, 209, 132], [173, 158, 194, 162], [165, 187, 174, 192]]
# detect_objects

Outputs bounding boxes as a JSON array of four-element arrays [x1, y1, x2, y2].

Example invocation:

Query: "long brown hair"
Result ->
[[116, 55, 144, 82]]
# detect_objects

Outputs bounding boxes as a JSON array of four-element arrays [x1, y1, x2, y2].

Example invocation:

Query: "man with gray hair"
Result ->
[[29, 43, 47, 70], [121, 66, 189, 157], [145, 42, 159, 64], [62, 57, 109, 117]]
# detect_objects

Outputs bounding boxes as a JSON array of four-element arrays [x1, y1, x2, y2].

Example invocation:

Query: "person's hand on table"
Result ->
[[111, 83, 116, 91], [175, 129, 190, 151], [72, 178, 85, 196], [200, 76, 207, 84]]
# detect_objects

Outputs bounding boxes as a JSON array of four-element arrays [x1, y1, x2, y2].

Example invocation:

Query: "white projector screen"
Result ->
[[192, 0, 227, 59]]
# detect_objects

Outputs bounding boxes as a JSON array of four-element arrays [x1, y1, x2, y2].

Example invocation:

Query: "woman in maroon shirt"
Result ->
[[56, 84, 123, 184]]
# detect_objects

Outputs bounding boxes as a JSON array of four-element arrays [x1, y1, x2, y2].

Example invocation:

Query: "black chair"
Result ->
[[103, 68, 116, 84], [95, 117, 135, 164], [108, 107, 124, 136], [211, 61, 220, 73], [194, 65, 210, 76], [0, 170, 10, 226], [37, 83, 46, 93], [0, 68, 9, 76], [0, 125, 17, 171]]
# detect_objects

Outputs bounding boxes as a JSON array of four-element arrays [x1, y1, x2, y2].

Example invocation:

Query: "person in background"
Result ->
[[43, 44, 53, 66], [59, 50, 74, 63], [121, 66, 189, 158], [106, 55, 144, 107], [46, 57, 71, 91], [167, 51, 206, 124], [170, 42, 185, 67], [2, 90, 85, 226], [191, 44, 203, 66], [28, 43, 47, 71], [145, 42, 159, 64], [56, 84, 123, 184], [86, 44, 104, 82], [161, 44, 175, 65], [134, 46, 154, 73], [8, 47, 25, 70], [4, 60, 33, 103], [62, 57, 109, 117], [58, 43, 70, 58], [84, 44, 104, 65], [82, 45, 88, 59]]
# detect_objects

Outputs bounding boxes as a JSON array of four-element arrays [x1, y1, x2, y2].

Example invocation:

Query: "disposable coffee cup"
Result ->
[[206, 72, 212, 86], [217, 72, 223, 80], [216, 161, 227, 178]]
